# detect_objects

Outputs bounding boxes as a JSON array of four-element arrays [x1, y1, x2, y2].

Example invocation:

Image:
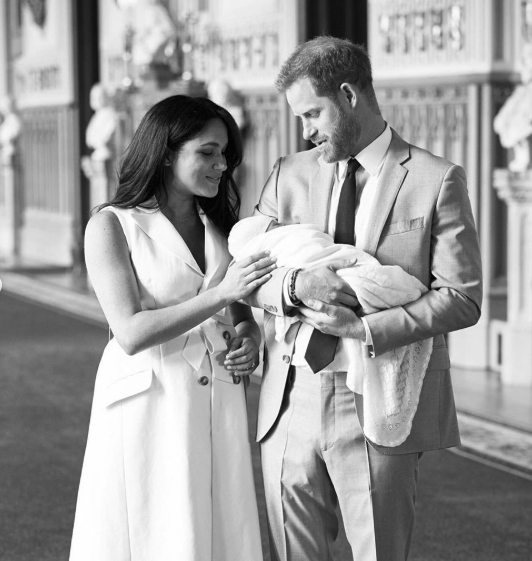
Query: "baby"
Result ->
[[228, 216, 433, 447]]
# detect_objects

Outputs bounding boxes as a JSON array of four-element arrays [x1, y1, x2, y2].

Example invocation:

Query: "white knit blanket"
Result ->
[[229, 221, 433, 446]]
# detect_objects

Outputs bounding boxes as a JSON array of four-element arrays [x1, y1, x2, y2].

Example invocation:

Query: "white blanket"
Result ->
[[229, 222, 433, 447]]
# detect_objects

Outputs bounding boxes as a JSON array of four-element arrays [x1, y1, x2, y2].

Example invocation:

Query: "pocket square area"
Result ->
[[382, 217, 424, 236]]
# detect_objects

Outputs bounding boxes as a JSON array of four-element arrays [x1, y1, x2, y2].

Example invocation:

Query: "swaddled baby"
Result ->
[[228, 216, 433, 447]]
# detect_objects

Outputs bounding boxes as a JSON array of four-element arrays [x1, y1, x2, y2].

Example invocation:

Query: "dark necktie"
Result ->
[[304, 158, 360, 373]]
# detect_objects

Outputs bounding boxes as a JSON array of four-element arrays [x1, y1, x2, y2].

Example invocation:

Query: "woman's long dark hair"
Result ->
[[101, 95, 242, 237]]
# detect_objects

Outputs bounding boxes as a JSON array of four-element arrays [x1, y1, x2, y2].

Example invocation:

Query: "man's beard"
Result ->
[[321, 105, 360, 163]]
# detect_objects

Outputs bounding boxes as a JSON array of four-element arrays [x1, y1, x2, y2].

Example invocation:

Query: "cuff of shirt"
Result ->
[[282, 268, 299, 308], [360, 317, 375, 357]]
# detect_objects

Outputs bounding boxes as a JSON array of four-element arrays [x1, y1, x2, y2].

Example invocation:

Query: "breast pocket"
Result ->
[[381, 217, 424, 237], [377, 217, 427, 272]]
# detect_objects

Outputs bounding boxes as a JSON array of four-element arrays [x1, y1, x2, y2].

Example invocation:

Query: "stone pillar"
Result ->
[[0, 98, 22, 261], [1, 152, 19, 258], [493, 169, 532, 386]]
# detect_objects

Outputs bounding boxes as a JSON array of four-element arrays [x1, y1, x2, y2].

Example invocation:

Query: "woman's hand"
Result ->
[[224, 335, 260, 376], [217, 251, 276, 304]]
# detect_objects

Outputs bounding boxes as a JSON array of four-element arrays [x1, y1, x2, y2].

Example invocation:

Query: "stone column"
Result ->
[[0, 99, 22, 261], [493, 169, 532, 386], [1, 151, 19, 258]]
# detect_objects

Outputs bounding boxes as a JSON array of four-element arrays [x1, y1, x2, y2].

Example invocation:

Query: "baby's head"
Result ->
[[228, 216, 279, 257]]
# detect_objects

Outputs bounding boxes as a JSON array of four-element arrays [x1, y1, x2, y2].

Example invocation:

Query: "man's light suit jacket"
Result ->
[[249, 129, 482, 455]]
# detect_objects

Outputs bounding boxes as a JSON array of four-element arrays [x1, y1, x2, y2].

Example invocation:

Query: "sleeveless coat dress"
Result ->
[[70, 205, 263, 561]]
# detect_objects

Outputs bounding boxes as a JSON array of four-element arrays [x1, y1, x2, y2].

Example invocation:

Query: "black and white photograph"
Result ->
[[1, 1, 531, 560]]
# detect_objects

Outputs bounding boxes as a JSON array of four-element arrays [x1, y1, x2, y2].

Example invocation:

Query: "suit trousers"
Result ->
[[260, 366, 420, 561]]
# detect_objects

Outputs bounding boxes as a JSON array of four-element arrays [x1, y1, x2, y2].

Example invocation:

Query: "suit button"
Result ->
[[198, 376, 209, 386], [282, 355, 291, 364], [232, 375, 241, 385], [223, 331, 231, 341]]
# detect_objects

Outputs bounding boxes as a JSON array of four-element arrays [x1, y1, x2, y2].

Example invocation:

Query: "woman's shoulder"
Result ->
[[90, 205, 142, 228], [88, 207, 121, 227], [85, 208, 128, 247]]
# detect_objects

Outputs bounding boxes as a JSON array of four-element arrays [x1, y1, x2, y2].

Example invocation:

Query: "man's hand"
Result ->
[[297, 300, 366, 340], [295, 259, 359, 308]]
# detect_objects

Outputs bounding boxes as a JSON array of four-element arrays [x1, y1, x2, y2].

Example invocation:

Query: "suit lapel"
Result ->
[[361, 130, 410, 256], [309, 159, 336, 231]]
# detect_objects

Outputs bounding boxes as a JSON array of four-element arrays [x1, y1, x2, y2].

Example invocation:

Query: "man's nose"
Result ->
[[302, 121, 316, 141]]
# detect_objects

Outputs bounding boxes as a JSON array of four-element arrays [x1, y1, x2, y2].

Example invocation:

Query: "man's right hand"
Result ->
[[295, 259, 360, 308]]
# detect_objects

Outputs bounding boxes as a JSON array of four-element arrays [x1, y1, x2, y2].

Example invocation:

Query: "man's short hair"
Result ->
[[276, 36, 375, 101]]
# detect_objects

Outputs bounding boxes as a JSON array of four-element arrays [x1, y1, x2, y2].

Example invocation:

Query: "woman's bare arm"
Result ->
[[85, 211, 275, 355]]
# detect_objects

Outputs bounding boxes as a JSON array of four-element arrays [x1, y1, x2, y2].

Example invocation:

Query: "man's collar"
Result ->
[[355, 124, 391, 176]]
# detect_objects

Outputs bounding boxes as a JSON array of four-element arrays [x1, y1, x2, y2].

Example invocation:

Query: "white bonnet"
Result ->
[[228, 216, 276, 257]]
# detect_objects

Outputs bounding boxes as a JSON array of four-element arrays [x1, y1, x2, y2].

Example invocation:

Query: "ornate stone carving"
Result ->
[[207, 79, 246, 131], [377, 84, 468, 161], [376, 2, 465, 57], [449, 4, 464, 51], [192, 21, 280, 82], [413, 12, 427, 52], [24, 0, 47, 29], [115, 0, 179, 84]]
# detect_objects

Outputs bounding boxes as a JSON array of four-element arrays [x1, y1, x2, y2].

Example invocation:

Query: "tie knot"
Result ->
[[347, 158, 360, 176]]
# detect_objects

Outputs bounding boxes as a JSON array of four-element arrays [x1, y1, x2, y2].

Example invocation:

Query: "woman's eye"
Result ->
[[201, 151, 213, 156]]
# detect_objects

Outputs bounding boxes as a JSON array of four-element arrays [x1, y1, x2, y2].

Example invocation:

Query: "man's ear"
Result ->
[[339, 83, 357, 108]]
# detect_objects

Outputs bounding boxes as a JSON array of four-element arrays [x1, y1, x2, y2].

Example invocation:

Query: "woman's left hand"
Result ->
[[224, 336, 260, 376]]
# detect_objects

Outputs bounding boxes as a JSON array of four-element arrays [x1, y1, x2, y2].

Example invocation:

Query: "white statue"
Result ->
[[494, 43, 532, 172], [0, 97, 21, 166], [207, 79, 246, 131], [85, 83, 117, 163]]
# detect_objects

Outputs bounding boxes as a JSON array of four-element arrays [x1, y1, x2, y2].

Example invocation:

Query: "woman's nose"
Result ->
[[213, 155, 227, 171]]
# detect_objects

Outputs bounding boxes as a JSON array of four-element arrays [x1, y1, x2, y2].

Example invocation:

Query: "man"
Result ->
[[246, 37, 482, 561]]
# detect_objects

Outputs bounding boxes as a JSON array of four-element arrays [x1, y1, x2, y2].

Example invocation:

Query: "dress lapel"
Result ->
[[201, 212, 230, 290], [361, 130, 411, 256], [130, 206, 203, 276]]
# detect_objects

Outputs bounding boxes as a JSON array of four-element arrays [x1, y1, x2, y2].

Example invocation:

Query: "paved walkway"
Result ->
[[2, 264, 532, 477], [1, 291, 531, 561]]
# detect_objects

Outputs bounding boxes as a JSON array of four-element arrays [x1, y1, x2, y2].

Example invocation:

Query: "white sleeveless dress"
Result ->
[[70, 205, 263, 561]]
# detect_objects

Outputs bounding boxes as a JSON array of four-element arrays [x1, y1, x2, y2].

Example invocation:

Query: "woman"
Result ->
[[70, 95, 275, 560]]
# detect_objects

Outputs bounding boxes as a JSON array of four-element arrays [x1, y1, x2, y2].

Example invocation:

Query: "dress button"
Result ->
[[282, 355, 291, 364], [232, 375, 241, 385], [223, 331, 231, 341], [198, 376, 209, 386]]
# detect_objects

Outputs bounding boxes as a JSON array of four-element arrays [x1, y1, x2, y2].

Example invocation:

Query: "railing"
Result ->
[[16, 105, 79, 265]]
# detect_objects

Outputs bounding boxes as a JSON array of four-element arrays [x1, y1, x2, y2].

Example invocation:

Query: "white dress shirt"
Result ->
[[287, 124, 392, 369]]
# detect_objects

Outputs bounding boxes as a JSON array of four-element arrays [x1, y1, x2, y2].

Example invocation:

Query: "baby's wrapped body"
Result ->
[[229, 217, 433, 447]]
